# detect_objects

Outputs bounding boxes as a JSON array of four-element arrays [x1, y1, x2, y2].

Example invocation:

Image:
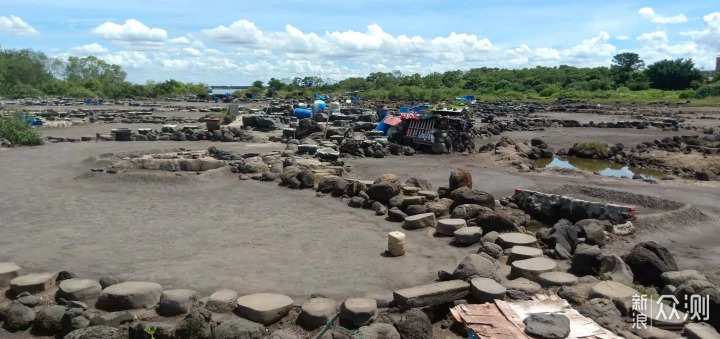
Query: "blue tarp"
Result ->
[[399, 106, 410, 113], [375, 115, 391, 134]]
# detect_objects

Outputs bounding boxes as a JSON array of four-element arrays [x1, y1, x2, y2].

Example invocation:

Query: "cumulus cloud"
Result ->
[[682, 12, 720, 51], [201, 19, 264, 44], [70, 43, 109, 55], [636, 31, 669, 45], [92, 19, 167, 42], [638, 7, 688, 24], [100, 51, 152, 69], [0, 15, 38, 36]]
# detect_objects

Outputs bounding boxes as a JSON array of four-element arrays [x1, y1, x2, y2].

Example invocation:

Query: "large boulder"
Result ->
[[212, 318, 265, 339], [449, 168, 472, 191], [453, 254, 498, 281], [174, 308, 214, 339], [661, 270, 707, 287], [548, 219, 579, 254], [476, 212, 518, 234], [449, 188, 494, 210], [404, 177, 432, 191], [599, 254, 634, 284], [358, 323, 401, 339], [5, 300, 36, 331], [157, 289, 197, 316], [577, 298, 624, 334], [317, 176, 342, 193], [393, 309, 432, 339], [97, 281, 162, 311], [206, 289, 238, 313], [366, 182, 400, 204], [340, 298, 377, 328], [296, 170, 315, 189], [33, 305, 66, 334], [570, 244, 603, 275], [673, 280, 720, 331], [624, 241, 678, 286], [451, 204, 492, 220], [65, 326, 125, 339], [523, 313, 570, 339], [298, 297, 336, 330]]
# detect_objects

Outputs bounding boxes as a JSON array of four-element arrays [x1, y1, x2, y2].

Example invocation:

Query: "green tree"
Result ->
[[267, 78, 284, 91], [644, 58, 705, 90], [65, 56, 126, 84], [252, 80, 263, 88], [612, 53, 645, 72]]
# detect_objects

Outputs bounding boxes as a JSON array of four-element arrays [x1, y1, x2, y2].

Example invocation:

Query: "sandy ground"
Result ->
[[2, 113, 720, 303], [0, 141, 475, 301]]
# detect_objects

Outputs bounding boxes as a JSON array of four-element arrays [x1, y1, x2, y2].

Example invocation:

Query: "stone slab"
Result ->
[[393, 280, 470, 309]]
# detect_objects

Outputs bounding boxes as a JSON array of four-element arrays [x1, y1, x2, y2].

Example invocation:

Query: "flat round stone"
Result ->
[[418, 191, 439, 200], [507, 246, 543, 264], [403, 213, 436, 230], [401, 186, 421, 195], [510, 257, 557, 280], [436, 219, 467, 236], [497, 233, 537, 248], [590, 281, 639, 301], [454, 226, 483, 245], [0, 262, 21, 285], [537, 272, 579, 287], [10, 272, 58, 294], [97, 281, 162, 311], [57, 278, 103, 301], [470, 277, 506, 303], [236, 293, 294, 325]]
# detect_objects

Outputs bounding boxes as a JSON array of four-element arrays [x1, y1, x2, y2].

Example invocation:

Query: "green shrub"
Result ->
[[576, 141, 607, 152], [695, 84, 720, 99], [678, 89, 695, 99], [0, 113, 44, 146], [539, 85, 561, 97]]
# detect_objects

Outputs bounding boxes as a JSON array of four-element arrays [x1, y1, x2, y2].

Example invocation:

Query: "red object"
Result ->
[[384, 115, 402, 126]]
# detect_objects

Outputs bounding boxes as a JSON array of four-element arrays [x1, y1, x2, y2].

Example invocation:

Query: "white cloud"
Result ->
[[638, 7, 688, 24], [92, 19, 167, 42], [682, 12, 720, 51], [70, 43, 109, 55], [637, 31, 669, 45], [616, 36, 630, 40], [201, 19, 264, 44], [100, 51, 152, 69], [0, 15, 38, 36]]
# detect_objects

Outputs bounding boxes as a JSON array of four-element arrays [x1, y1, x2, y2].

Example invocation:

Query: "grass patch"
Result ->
[[0, 112, 44, 146], [576, 141, 608, 153]]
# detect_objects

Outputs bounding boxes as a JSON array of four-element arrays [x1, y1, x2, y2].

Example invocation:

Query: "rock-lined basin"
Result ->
[[537, 157, 666, 180]]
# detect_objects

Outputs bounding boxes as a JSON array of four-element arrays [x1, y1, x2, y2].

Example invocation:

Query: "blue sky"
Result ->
[[1, 0, 718, 84]]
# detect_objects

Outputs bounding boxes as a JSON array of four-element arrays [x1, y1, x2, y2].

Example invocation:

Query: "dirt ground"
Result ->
[[2, 106, 720, 303]]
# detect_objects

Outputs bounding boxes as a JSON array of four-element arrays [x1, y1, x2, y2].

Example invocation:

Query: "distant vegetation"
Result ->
[[1, 46, 718, 103], [0, 112, 43, 145], [0, 48, 207, 99]]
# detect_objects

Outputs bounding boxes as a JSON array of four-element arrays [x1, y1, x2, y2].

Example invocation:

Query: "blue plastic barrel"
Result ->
[[293, 108, 313, 119], [414, 105, 429, 113], [312, 100, 326, 113], [214, 97, 220, 103], [375, 115, 391, 134], [86, 99, 93, 105], [378, 109, 389, 121], [399, 106, 410, 113], [99, 99, 105, 105]]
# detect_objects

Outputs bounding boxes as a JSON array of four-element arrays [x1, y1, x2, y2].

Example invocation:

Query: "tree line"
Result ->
[[0, 48, 207, 99], [255, 53, 718, 101], [1, 47, 718, 101]]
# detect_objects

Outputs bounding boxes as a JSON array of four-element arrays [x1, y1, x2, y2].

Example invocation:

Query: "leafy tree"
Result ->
[[252, 80, 263, 88], [65, 56, 126, 84], [267, 78, 284, 91], [612, 53, 645, 72], [644, 58, 705, 90]]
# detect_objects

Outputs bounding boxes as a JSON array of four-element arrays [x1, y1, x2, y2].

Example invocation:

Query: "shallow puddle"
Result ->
[[537, 157, 666, 180]]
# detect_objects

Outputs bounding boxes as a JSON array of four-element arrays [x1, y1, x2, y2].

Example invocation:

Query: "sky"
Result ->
[[1, 0, 719, 85]]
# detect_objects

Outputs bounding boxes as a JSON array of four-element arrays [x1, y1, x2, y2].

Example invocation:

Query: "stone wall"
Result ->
[[512, 189, 635, 224]]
